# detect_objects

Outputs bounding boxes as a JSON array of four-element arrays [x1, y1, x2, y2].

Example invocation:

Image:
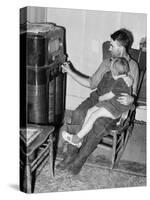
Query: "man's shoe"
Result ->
[[56, 160, 68, 170], [68, 162, 82, 175], [56, 143, 79, 170]]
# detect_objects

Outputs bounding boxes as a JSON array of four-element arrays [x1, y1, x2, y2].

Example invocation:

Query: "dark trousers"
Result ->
[[64, 96, 119, 174]]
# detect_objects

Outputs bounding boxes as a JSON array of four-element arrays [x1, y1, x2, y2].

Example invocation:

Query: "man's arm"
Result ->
[[61, 59, 110, 89], [89, 58, 111, 89], [99, 91, 115, 101], [132, 61, 139, 96], [61, 62, 91, 88]]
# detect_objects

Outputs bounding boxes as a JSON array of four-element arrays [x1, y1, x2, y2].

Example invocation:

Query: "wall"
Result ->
[[46, 8, 146, 113], [20, 6, 47, 24]]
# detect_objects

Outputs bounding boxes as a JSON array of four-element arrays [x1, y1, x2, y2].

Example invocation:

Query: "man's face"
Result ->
[[109, 39, 122, 58]]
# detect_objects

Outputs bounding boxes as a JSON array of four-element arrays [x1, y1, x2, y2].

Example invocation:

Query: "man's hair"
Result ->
[[113, 57, 129, 75], [111, 28, 134, 52]]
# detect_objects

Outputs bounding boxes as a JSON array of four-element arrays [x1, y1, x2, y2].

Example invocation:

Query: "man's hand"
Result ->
[[61, 61, 91, 88], [61, 62, 71, 73], [117, 93, 134, 105]]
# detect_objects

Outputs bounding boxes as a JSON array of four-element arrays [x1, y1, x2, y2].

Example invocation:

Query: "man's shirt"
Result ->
[[89, 56, 139, 95]]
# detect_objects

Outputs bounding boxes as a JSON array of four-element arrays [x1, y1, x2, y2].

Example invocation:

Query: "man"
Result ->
[[56, 28, 139, 175]]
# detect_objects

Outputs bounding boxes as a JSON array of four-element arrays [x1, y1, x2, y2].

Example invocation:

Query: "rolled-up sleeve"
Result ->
[[89, 58, 111, 90], [129, 60, 139, 95]]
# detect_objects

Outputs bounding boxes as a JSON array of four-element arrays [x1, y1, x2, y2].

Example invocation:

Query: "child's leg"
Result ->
[[62, 106, 99, 147], [77, 107, 116, 139], [82, 106, 99, 129]]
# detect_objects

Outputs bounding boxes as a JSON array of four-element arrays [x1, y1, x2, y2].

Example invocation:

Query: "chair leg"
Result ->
[[123, 127, 132, 150], [113, 133, 124, 168], [125, 124, 133, 143], [25, 162, 32, 193], [100, 124, 133, 170], [113, 128, 131, 168], [111, 133, 117, 169], [49, 134, 54, 178]]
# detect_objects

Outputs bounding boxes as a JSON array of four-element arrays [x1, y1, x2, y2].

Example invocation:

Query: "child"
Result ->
[[62, 57, 133, 147]]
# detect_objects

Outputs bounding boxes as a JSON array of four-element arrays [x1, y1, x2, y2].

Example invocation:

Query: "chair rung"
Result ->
[[102, 135, 113, 145], [115, 143, 123, 154], [97, 143, 112, 150], [116, 135, 123, 145]]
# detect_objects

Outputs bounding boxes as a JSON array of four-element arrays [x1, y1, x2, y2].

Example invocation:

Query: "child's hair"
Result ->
[[112, 57, 129, 75]]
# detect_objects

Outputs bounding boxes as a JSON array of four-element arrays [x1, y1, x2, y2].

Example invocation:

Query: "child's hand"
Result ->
[[99, 91, 115, 102]]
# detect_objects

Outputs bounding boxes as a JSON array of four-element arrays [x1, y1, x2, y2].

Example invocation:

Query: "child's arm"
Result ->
[[99, 91, 115, 102], [122, 75, 133, 87], [112, 78, 131, 100]]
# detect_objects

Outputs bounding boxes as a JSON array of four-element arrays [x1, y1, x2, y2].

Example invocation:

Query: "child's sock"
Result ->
[[62, 131, 82, 147]]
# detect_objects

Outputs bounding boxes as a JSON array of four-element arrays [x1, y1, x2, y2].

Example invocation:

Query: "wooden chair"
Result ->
[[97, 41, 146, 169]]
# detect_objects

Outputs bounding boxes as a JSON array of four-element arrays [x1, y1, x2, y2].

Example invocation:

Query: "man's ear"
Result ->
[[120, 46, 125, 57]]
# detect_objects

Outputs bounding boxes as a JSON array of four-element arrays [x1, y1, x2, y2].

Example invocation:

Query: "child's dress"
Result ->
[[95, 71, 133, 118]]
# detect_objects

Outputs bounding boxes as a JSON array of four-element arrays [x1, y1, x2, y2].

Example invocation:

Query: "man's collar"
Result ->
[[124, 54, 131, 61], [110, 54, 131, 61]]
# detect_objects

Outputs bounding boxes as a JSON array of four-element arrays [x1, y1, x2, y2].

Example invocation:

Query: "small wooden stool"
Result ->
[[20, 124, 55, 193]]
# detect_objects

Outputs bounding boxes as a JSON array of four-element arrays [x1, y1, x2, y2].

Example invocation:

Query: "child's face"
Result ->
[[110, 62, 119, 77]]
